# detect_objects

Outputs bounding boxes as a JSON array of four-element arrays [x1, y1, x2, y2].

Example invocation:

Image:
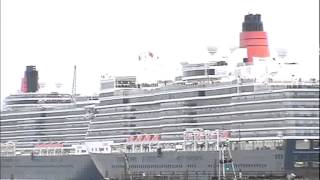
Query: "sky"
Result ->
[[1, 0, 319, 103]]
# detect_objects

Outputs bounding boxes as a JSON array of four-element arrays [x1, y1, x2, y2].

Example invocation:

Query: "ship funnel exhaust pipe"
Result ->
[[240, 14, 270, 63], [21, 66, 39, 93]]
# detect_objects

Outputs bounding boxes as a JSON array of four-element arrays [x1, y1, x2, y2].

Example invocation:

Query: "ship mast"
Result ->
[[72, 65, 77, 100]]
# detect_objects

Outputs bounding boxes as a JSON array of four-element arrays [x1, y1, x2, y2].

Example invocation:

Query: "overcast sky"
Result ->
[[1, 0, 319, 102]]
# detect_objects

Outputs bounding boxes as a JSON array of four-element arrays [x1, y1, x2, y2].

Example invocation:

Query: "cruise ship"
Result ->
[[87, 14, 320, 180], [0, 66, 103, 180]]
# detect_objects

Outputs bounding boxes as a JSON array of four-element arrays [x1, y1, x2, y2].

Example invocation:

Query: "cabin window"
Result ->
[[312, 162, 319, 167], [207, 69, 215, 75], [198, 91, 206, 96], [296, 140, 310, 150], [123, 98, 129, 104], [294, 161, 308, 168], [312, 140, 319, 149]]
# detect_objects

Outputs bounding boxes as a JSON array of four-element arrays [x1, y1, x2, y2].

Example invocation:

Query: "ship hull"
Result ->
[[0, 154, 103, 180], [91, 150, 286, 180]]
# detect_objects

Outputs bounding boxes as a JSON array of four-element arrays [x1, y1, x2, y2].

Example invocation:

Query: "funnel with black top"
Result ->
[[240, 14, 270, 63], [21, 66, 39, 93]]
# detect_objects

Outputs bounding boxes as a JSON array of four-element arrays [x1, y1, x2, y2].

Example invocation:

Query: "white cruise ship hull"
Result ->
[[90, 150, 286, 180]]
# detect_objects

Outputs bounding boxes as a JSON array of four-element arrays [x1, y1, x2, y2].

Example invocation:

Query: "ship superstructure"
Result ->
[[87, 14, 320, 179], [1, 66, 99, 150], [0, 66, 103, 180]]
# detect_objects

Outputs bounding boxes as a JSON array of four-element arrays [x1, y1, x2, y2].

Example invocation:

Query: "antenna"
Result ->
[[39, 82, 46, 89], [72, 65, 77, 97], [229, 46, 238, 53], [207, 46, 218, 56], [55, 82, 62, 89], [276, 48, 287, 59]]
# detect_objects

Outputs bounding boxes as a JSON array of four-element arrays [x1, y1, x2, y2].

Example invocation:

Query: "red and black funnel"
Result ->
[[240, 14, 270, 63], [21, 66, 39, 93]]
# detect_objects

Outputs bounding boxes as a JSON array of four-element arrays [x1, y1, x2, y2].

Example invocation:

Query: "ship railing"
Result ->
[[34, 145, 89, 156], [112, 81, 237, 96], [101, 140, 225, 154], [3, 103, 76, 112], [91, 130, 232, 154], [127, 170, 287, 179], [88, 136, 290, 155], [4, 93, 72, 100], [1, 145, 89, 157], [104, 78, 319, 98], [0, 142, 16, 156], [87, 140, 184, 154]]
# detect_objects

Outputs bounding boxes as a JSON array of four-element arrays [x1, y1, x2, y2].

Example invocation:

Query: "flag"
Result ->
[[148, 51, 154, 58], [138, 51, 159, 61]]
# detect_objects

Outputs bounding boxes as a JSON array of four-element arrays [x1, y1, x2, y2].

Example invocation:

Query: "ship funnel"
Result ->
[[21, 66, 39, 93], [240, 14, 270, 63], [276, 48, 288, 59]]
